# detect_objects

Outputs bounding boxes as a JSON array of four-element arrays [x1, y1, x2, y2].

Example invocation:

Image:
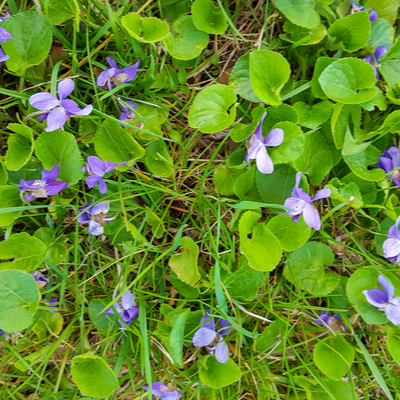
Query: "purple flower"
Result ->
[[316, 311, 349, 331], [82, 156, 127, 194], [118, 100, 138, 127], [0, 329, 5, 337], [18, 164, 68, 201], [245, 112, 284, 174], [0, 12, 12, 44], [31, 271, 49, 288], [78, 202, 114, 236], [283, 172, 331, 231], [192, 310, 230, 363], [0, 46, 9, 64], [29, 79, 93, 132], [363, 275, 400, 325], [44, 298, 59, 313], [351, 2, 378, 21], [141, 382, 182, 400], [104, 290, 139, 328], [365, 46, 387, 80], [383, 216, 400, 264], [378, 147, 400, 189], [97, 57, 140, 90]]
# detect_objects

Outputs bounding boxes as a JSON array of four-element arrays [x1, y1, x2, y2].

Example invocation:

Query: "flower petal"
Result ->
[[106, 56, 118, 69], [121, 290, 134, 310], [73, 104, 93, 116], [58, 79, 74, 100], [284, 197, 306, 216], [29, 92, 59, 111], [97, 69, 112, 87], [61, 99, 93, 116], [386, 297, 400, 325], [45, 107, 67, 132], [292, 172, 303, 197], [302, 203, 321, 230], [86, 175, 102, 189], [313, 187, 331, 202], [200, 310, 215, 330], [92, 202, 110, 215], [104, 160, 126, 173], [192, 327, 217, 347], [0, 26, 12, 43], [256, 145, 274, 174], [215, 339, 229, 363], [88, 220, 104, 236], [363, 288, 388, 308], [375, 46, 387, 61], [41, 164, 59, 183], [383, 238, 400, 258], [219, 319, 230, 336], [245, 136, 264, 162], [378, 156, 393, 173], [99, 180, 107, 194], [87, 156, 107, 176], [365, 53, 374, 66], [388, 216, 400, 240], [45, 181, 68, 195], [142, 382, 168, 396], [369, 9, 378, 22], [120, 101, 137, 113], [264, 128, 284, 147], [120, 60, 141, 82], [378, 275, 395, 300], [316, 314, 331, 326]]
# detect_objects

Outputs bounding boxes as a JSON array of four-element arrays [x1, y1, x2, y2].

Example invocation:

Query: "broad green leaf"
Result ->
[[311, 57, 336, 99], [0, 185, 23, 226], [144, 139, 173, 177], [292, 101, 333, 129], [314, 335, 355, 380], [327, 12, 370, 52], [2, 12, 52, 75], [282, 21, 327, 45], [163, 15, 209, 60], [293, 131, 333, 185], [192, 0, 227, 34], [198, 356, 242, 389], [32, 310, 63, 341], [0, 270, 39, 333], [122, 13, 169, 43], [214, 163, 245, 196], [342, 173, 377, 204], [380, 57, 400, 86], [229, 54, 261, 103], [346, 267, 389, 324], [89, 299, 117, 333], [267, 215, 311, 252], [0, 232, 47, 271], [342, 129, 370, 156], [188, 84, 237, 133], [71, 354, 119, 398], [366, 18, 394, 53], [299, 378, 359, 400], [0, 161, 7, 185], [254, 320, 281, 353], [387, 331, 400, 365], [330, 104, 362, 149], [130, 103, 167, 141], [365, 0, 400, 25], [319, 58, 377, 104], [15, 344, 54, 371], [263, 104, 298, 132], [344, 145, 386, 181], [326, 178, 363, 209], [35, 130, 83, 185], [5, 124, 34, 171], [95, 119, 145, 163], [160, 0, 189, 23], [169, 271, 200, 299], [227, 148, 248, 169], [380, 36, 400, 63], [379, 110, 400, 134], [283, 242, 340, 296], [250, 50, 291, 105], [274, 0, 320, 29], [239, 211, 282, 271], [45, 0, 79, 25], [233, 165, 263, 202], [361, 87, 387, 111], [34, 227, 69, 266], [169, 237, 201, 285]]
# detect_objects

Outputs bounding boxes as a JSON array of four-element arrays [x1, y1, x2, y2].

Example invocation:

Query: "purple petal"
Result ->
[[215, 339, 229, 363], [121, 290, 134, 310], [0, 26, 12, 43], [72, 104, 92, 116], [375, 46, 387, 61], [61, 99, 92, 116], [316, 314, 331, 326], [29, 93, 59, 111], [31, 271, 49, 285], [92, 202, 110, 215], [378, 275, 395, 300], [87, 156, 107, 176], [99, 180, 107, 194], [45, 107, 67, 132], [365, 53, 374, 66], [78, 203, 93, 223], [200, 310, 215, 330], [363, 288, 388, 308], [41, 164, 59, 183], [386, 147, 400, 166], [378, 156, 393, 173], [58, 79, 74, 100], [303, 203, 321, 230], [0, 46, 9, 62], [264, 128, 284, 147], [292, 172, 304, 198], [351, 1, 363, 12], [252, 112, 267, 142], [313, 187, 331, 202], [45, 181, 68, 195], [369, 10, 378, 22], [120, 60, 141, 82], [38, 113, 49, 122], [24, 193, 35, 201], [192, 327, 217, 347], [104, 161, 124, 173], [120, 101, 138, 113], [119, 307, 139, 326], [388, 216, 400, 240], [86, 175, 102, 189], [106, 57, 118, 69], [97, 69, 113, 87], [219, 319, 230, 336], [163, 392, 182, 400], [256, 145, 274, 174], [88, 220, 104, 236], [284, 197, 306, 216], [383, 238, 400, 258], [142, 382, 168, 397], [245, 136, 264, 162], [386, 297, 400, 325]]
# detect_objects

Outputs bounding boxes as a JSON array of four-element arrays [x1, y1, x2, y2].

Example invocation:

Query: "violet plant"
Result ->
[[141, 382, 182, 399], [77, 202, 114, 236], [104, 290, 139, 328], [97, 57, 140, 90], [383, 216, 400, 264], [378, 147, 400, 188], [316, 311, 349, 331]]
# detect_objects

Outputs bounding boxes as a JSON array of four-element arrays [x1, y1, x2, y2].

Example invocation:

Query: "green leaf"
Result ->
[[365, 0, 400, 25], [366, 18, 394, 53], [326, 177, 363, 208], [4, 124, 34, 171], [0, 185, 23, 226], [122, 13, 169, 43], [380, 36, 400, 63], [311, 57, 336, 99], [144, 139, 173, 177], [233, 165, 263, 202], [267, 215, 311, 252], [0, 270, 39, 333], [159, 0, 189, 23], [239, 211, 282, 271], [361, 87, 387, 111], [379, 57, 400, 87], [15, 344, 54, 371], [342, 173, 377, 204], [314, 335, 354, 380], [32, 310, 63, 341], [169, 271, 200, 299], [250, 50, 291, 105], [273, 0, 320, 29], [293, 131, 333, 185], [346, 267, 389, 324], [2, 12, 52, 75], [255, 320, 281, 353], [163, 15, 209, 60], [229, 54, 261, 103], [95, 119, 145, 164], [198, 356, 242, 389], [0, 161, 7, 185], [282, 21, 327, 45], [45, 0, 80, 25], [130, 103, 167, 141], [0, 232, 47, 271], [263, 104, 299, 132], [214, 163, 245, 196], [342, 128, 370, 156], [89, 299, 117, 333], [344, 145, 386, 181], [169, 237, 201, 285], [379, 110, 400, 134], [35, 130, 83, 185], [387, 331, 400, 365], [319, 58, 377, 104], [292, 101, 333, 129], [192, 0, 227, 34], [283, 242, 339, 296], [188, 84, 237, 133], [330, 104, 362, 149], [71, 354, 119, 398], [327, 12, 370, 52]]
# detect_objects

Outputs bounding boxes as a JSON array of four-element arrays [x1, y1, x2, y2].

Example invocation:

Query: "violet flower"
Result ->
[[142, 382, 182, 400], [363, 275, 400, 325], [365, 46, 387, 80], [283, 172, 331, 231], [351, 1, 378, 21], [82, 156, 127, 194], [383, 216, 400, 264], [378, 147, 400, 189], [0, 46, 9, 64], [192, 310, 230, 363], [0, 12, 12, 43], [245, 112, 284, 174], [119, 100, 138, 127], [31, 271, 49, 289], [77, 202, 114, 236], [0, 329, 5, 337], [97, 57, 140, 90], [18, 164, 68, 201], [29, 79, 92, 132], [44, 298, 59, 313], [316, 311, 349, 331], [104, 290, 139, 328]]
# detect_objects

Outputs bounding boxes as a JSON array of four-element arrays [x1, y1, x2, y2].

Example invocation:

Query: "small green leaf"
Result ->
[[71, 354, 119, 398], [379, 110, 400, 134], [32, 310, 63, 341], [0, 162, 7, 185], [330, 104, 362, 149], [326, 178, 363, 209], [214, 163, 245, 196], [169, 271, 200, 299], [387, 331, 400, 365], [0, 185, 23, 226], [342, 173, 377, 204], [130, 103, 167, 141], [366, 18, 394, 53], [255, 320, 281, 353], [5, 123, 34, 171], [250, 50, 291, 105], [192, 0, 227, 34], [274, 0, 320, 29], [15, 344, 54, 371], [263, 104, 299, 132], [45, 0, 80, 25], [311, 57, 336, 99], [292, 101, 333, 130], [198, 356, 242, 389], [233, 165, 263, 202], [89, 299, 117, 333], [144, 139, 173, 177], [122, 13, 170, 43], [282, 21, 327, 45], [188, 84, 237, 133]]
